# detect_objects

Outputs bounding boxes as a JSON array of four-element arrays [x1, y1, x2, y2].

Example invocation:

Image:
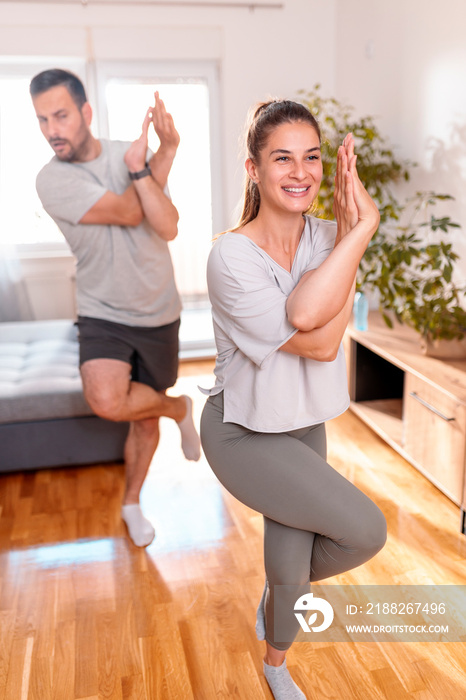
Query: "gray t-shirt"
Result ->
[[202, 216, 350, 432], [36, 139, 181, 327]]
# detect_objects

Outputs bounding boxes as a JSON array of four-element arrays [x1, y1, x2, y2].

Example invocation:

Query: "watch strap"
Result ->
[[129, 163, 152, 180]]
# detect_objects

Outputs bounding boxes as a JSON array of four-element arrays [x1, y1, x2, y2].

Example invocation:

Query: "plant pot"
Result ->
[[420, 337, 466, 359]]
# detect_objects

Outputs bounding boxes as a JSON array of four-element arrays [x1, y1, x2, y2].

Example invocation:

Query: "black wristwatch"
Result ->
[[129, 163, 152, 180]]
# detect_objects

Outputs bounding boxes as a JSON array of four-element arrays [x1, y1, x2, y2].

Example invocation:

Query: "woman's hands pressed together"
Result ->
[[333, 133, 380, 244], [285, 133, 380, 334]]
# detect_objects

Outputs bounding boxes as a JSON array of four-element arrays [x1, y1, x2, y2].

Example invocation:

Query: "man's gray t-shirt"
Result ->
[[36, 139, 181, 327], [202, 216, 350, 432]]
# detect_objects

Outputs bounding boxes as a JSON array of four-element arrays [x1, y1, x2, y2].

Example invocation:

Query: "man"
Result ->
[[30, 69, 201, 547]]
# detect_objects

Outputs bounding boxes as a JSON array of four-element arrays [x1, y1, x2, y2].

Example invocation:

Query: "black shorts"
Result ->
[[76, 316, 180, 392]]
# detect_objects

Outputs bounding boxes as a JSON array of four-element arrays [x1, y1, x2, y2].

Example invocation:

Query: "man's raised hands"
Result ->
[[150, 91, 180, 155]]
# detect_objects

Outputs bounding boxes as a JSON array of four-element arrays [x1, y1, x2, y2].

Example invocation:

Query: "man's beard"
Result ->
[[49, 121, 91, 162], [49, 139, 76, 161]]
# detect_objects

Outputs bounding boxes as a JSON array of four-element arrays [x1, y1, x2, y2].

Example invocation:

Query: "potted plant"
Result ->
[[299, 87, 466, 358], [359, 191, 465, 357], [298, 84, 412, 226]]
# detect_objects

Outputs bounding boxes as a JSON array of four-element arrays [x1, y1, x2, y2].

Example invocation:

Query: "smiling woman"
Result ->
[[241, 121, 323, 269], [200, 99, 384, 700]]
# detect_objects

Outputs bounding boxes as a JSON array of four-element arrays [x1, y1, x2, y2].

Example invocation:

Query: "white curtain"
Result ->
[[0, 246, 34, 322]]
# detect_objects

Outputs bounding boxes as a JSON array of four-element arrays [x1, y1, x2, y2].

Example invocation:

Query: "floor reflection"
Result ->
[[144, 479, 231, 553], [19, 537, 117, 568]]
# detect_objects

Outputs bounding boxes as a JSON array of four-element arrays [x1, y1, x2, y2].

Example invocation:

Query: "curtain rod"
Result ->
[[0, 0, 283, 8]]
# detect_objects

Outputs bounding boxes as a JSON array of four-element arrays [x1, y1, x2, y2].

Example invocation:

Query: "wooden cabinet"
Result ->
[[345, 312, 466, 533], [404, 375, 466, 503]]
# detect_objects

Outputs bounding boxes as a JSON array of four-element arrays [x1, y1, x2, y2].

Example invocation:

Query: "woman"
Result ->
[[200, 100, 387, 700]]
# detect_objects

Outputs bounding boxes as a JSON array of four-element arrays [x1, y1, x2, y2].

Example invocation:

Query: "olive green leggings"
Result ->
[[200, 392, 387, 650]]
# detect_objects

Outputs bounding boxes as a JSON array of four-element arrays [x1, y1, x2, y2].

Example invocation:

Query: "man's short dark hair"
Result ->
[[29, 69, 87, 109]]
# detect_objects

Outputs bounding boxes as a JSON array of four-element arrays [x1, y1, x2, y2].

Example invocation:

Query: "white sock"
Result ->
[[121, 504, 155, 547], [178, 395, 201, 461], [256, 579, 268, 640], [263, 659, 306, 700]]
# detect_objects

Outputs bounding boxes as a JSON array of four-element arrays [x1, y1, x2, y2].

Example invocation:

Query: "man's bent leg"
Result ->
[[80, 358, 200, 460], [81, 358, 185, 421], [81, 358, 200, 546]]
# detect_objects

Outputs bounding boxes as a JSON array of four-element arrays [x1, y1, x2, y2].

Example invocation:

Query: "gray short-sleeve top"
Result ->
[[202, 215, 350, 432], [36, 139, 181, 327]]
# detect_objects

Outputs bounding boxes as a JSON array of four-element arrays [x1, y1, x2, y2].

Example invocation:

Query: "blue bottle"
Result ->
[[353, 291, 369, 331]]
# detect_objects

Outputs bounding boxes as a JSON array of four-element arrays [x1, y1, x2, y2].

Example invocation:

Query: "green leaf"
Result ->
[[382, 312, 394, 328]]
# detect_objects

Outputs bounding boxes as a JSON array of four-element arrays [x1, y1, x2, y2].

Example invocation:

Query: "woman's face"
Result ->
[[247, 121, 323, 216]]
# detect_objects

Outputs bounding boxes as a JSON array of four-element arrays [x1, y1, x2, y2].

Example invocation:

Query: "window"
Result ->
[[0, 58, 221, 302], [0, 59, 85, 249], [96, 60, 221, 305], [0, 58, 219, 347]]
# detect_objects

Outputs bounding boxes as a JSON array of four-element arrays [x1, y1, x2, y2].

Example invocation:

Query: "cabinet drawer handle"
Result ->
[[409, 392, 455, 422]]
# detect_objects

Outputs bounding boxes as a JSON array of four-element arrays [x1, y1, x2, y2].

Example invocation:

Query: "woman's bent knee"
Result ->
[[336, 499, 387, 560], [358, 503, 387, 556]]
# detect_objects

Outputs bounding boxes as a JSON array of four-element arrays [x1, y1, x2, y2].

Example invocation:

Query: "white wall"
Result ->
[[334, 0, 466, 274]]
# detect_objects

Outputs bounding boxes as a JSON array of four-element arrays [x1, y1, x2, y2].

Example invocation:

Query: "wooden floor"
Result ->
[[0, 361, 465, 699]]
